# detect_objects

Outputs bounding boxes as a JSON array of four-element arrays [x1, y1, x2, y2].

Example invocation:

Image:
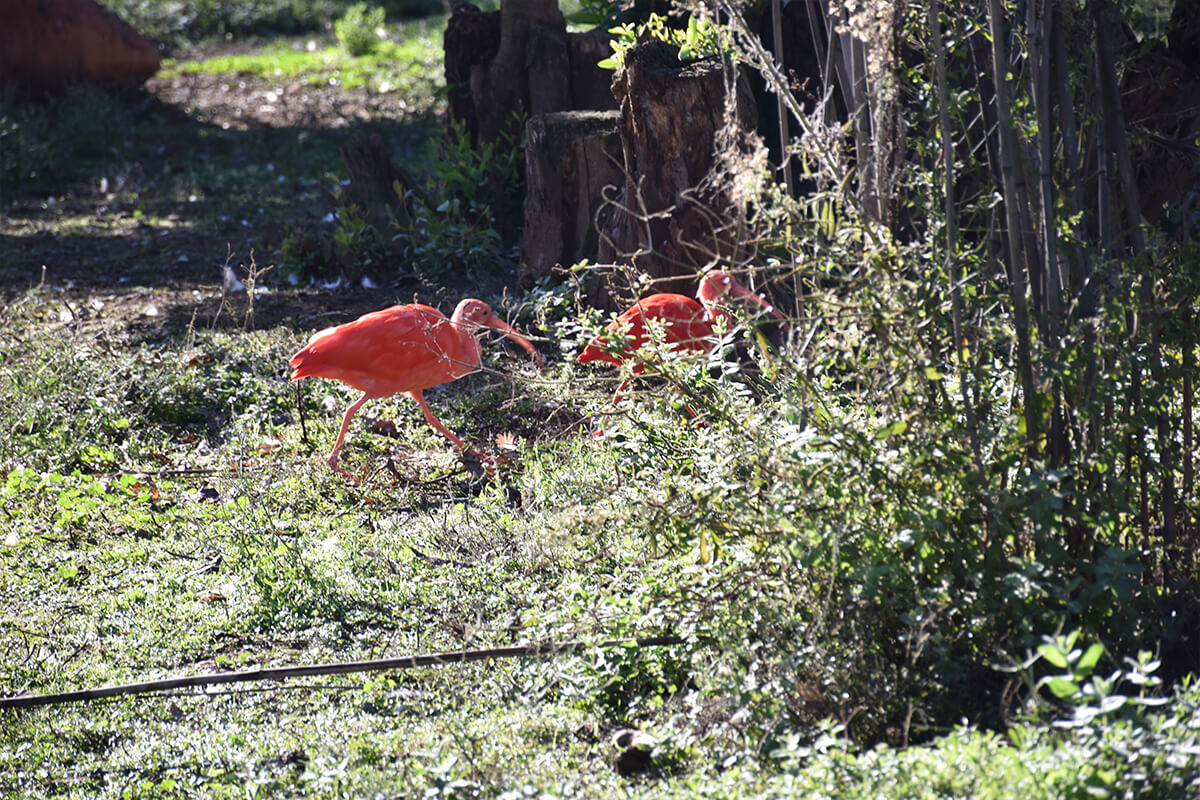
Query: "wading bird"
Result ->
[[290, 298, 543, 476], [577, 270, 783, 415]]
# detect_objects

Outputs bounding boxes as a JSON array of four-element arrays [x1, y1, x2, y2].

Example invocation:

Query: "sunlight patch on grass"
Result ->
[[160, 23, 445, 96]]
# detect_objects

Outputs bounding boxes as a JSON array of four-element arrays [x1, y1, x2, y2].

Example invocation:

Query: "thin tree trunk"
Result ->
[[1052, 5, 1091, 315], [929, 0, 982, 469], [1183, 318, 1195, 554], [847, 34, 878, 222], [803, 0, 833, 127], [987, 0, 1040, 456], [771, 0, 794, 197], [1091, 0, 1177, 544], [1028, 0, 1071, 472]]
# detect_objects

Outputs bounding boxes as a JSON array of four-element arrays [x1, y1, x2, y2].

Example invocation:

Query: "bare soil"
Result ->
[[1, 67, 517, 341]]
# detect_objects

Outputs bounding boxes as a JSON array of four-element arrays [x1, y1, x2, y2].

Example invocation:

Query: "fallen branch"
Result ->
[[0, 635, 685, 711]]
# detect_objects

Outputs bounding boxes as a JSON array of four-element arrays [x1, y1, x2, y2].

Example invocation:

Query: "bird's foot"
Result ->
[[460, 446, 498, 465], [326, 455, 360, 484]]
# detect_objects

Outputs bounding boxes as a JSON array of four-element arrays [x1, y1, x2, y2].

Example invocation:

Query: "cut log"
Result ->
[[0, 0, 160, 96], [521, 110, 623, 281], [594, 36, 758, 307]]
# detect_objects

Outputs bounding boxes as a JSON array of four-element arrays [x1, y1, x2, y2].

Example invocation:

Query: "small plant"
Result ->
[[336, 2, 387, 57], [392, 119, 523, 277], [599, 12, 728, 70], [1003, 629, 1168, 728]]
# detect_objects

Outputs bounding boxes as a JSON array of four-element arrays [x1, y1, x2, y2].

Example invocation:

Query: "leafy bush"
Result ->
[[391, 120, 523, 277], [335, 2, 387, 57]]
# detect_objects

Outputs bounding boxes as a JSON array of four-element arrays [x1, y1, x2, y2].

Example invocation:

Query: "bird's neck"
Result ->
[[702, 303, 733, 325], [444, 320, 484, 376]]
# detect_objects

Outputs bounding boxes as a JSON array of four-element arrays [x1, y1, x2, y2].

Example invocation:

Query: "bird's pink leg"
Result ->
[[610, 377, 631, 411], [407, 391, 467, 450], [327, 393, 370, 476]]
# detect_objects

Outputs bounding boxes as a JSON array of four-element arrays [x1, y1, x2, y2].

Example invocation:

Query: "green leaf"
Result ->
[[1045, 676, 1079, 699], [1076, 642, 1105, 675], [1037, 643, 1069, 669]]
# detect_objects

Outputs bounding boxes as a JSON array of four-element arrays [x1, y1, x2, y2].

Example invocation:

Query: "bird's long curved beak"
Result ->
[[484, 314, 546, 372], [727, 282, 785, 320]]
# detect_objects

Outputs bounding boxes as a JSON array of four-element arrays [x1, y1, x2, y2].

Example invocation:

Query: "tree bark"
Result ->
[[521, 110, 623, 281], [444, 3, 501, 147], [473, 0, 565, 146], [594, 37, 757, 307]]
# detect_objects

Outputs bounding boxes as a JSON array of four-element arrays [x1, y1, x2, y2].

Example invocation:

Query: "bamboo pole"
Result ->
[[987, 0, 1040, 456], [928, 0, 982, 469], [1091, 0, 1176, 543], [0, 636, 685, 712]]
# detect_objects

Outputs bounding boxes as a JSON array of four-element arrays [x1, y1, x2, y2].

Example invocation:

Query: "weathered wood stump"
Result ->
[[443, 3, 501, 147], [445, 2, 617, 147], [569, 31, 621, 111], [0, 0, 160, 96], [593, 36, 758, 308], [521, 110, 623, 281]]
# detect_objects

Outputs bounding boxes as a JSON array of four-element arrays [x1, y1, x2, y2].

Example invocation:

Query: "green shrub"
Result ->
[[335, 2, 387, 57]]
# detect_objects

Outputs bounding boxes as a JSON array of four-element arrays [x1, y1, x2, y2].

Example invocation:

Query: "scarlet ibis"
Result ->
[[577, 270, 783, 413], [290, 298, 543, 476]]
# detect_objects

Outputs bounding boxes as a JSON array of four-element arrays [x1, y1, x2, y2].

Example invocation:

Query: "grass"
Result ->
[[159, 20, 445, 96], [3, 284, 1198, 797]]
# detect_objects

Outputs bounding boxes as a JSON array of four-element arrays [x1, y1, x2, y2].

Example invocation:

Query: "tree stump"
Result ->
[[521, 110, 623, 281], [594, 36, 758, 308], [445, 3, 617, 147], [443, 2, 501, 147], [569, 31, 620, 111]]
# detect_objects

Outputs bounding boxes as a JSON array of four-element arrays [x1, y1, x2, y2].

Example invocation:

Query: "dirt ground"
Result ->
[[1, 67, 520, 342]]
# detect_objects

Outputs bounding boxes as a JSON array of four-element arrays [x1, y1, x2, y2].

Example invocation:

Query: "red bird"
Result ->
[[577, 270, 784, 413], [290, 298, 543, 476]]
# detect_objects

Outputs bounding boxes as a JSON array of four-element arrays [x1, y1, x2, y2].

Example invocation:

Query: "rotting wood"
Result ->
[[0, 636, 685, 711], [521, 110, 623, 282]]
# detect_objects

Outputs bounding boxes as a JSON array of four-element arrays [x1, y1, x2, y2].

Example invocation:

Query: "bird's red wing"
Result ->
[[290, 304, 472, 396], [577, 293, 706, 365]]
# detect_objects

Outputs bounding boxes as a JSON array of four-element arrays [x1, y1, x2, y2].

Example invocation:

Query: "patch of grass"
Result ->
[[160, 28, 444, 98], [103, 0, 445, 49], [2, 274, 1200, 797]]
